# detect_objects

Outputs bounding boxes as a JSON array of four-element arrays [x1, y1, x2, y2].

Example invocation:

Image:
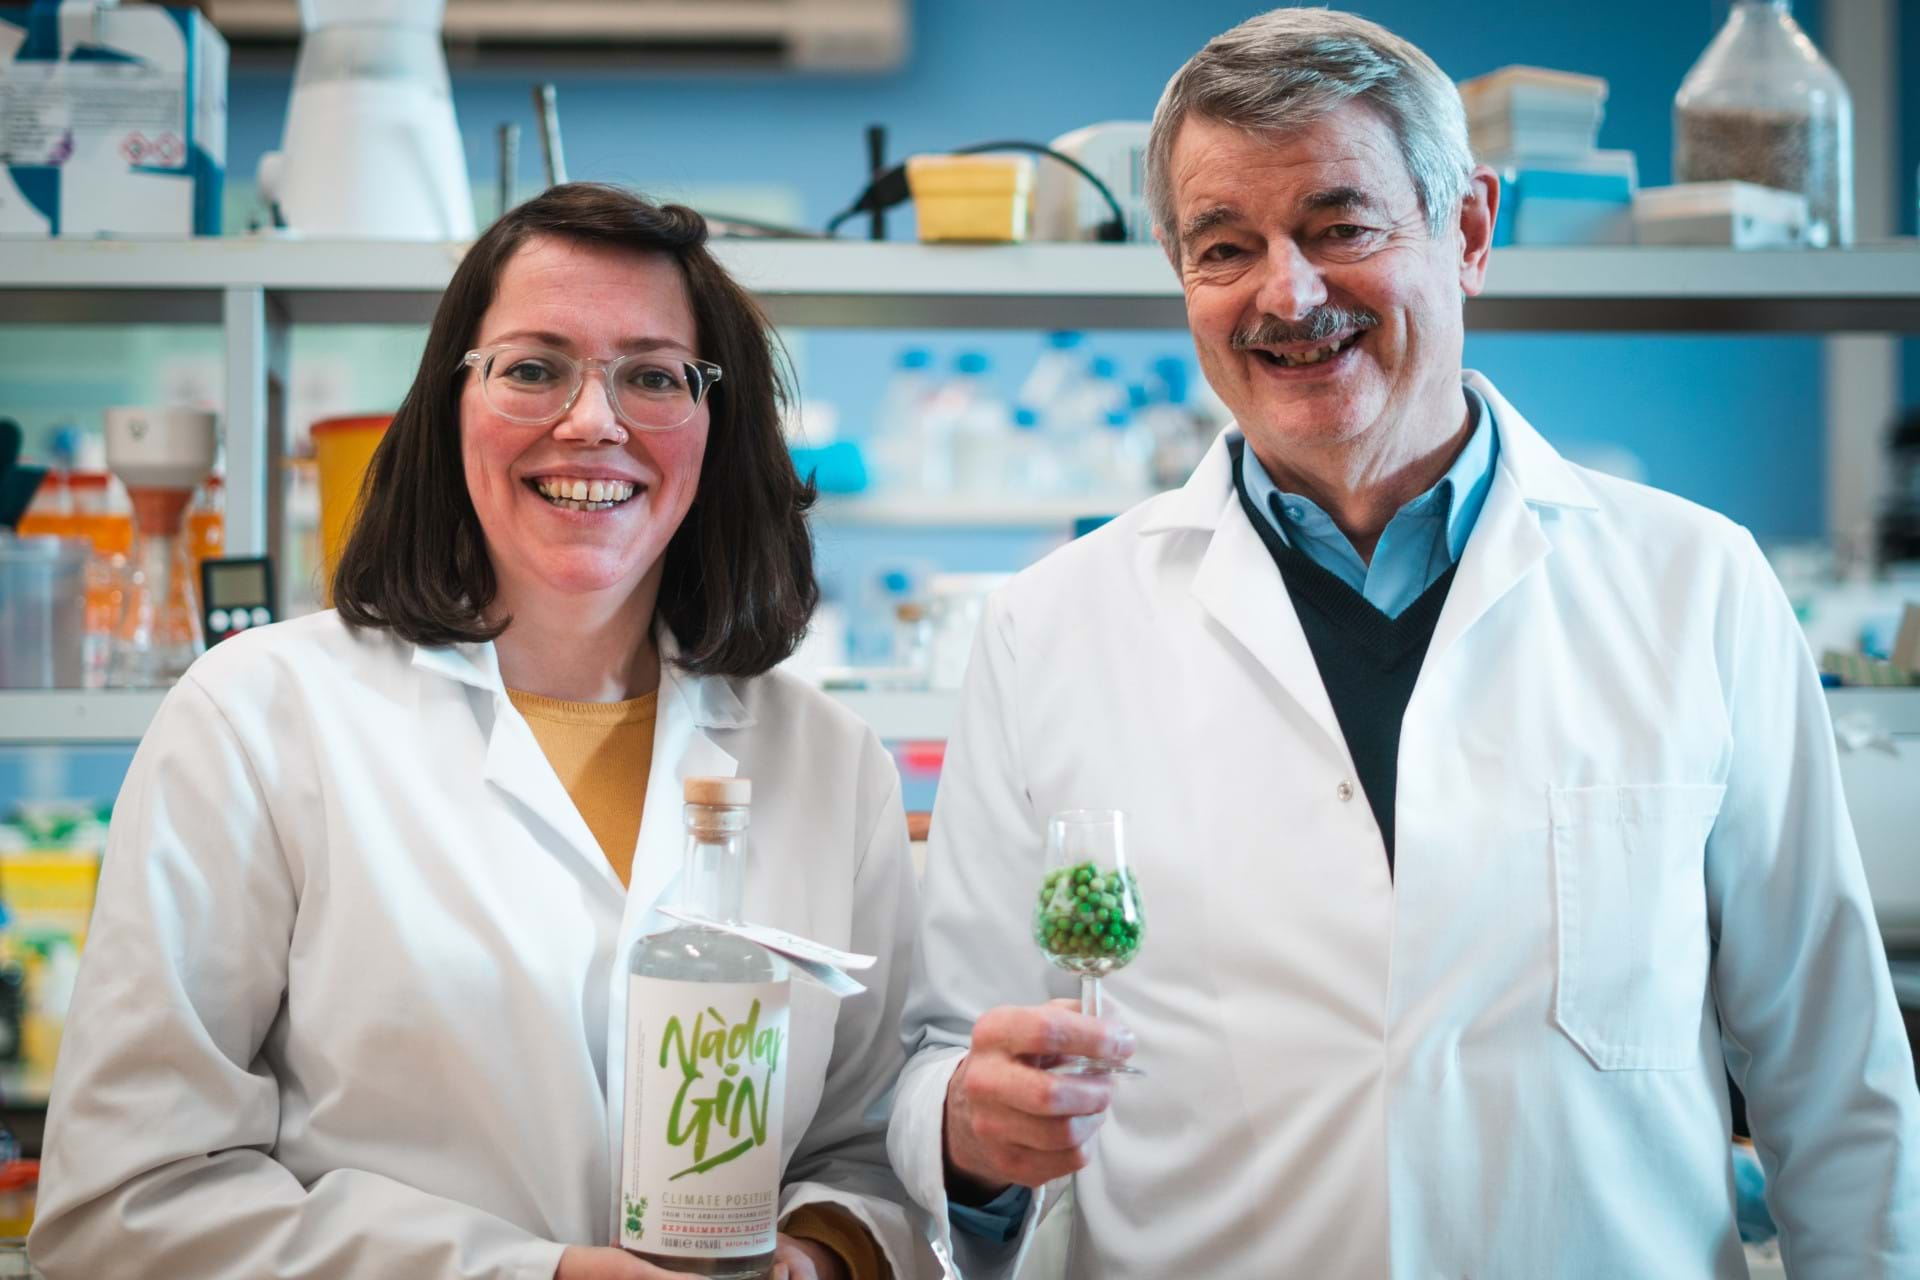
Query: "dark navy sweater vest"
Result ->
[[1229, 438, 1457, 873]]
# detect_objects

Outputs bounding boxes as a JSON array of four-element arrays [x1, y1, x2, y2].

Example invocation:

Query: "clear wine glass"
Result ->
[[1033, 809, 1145, 1076]]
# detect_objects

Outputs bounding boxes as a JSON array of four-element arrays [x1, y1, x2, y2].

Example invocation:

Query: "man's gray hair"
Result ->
[[1146, 8, 1474, 249]]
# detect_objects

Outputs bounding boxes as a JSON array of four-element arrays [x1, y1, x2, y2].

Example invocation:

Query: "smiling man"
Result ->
[[889, 9, 1920, 1278]]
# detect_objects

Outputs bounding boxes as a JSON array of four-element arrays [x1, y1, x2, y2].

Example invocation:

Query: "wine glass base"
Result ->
[[1047, 1056, 1145, 1078]]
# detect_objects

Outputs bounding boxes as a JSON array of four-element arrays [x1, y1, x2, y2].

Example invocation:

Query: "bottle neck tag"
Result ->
[[657, 907, 873, 997]]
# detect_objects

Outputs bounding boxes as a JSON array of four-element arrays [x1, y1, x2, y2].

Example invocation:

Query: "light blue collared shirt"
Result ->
[[1237, 388, 1500, 618]]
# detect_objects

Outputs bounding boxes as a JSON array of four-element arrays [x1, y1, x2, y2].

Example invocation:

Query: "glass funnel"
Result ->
[[109, 489, 203, 688]]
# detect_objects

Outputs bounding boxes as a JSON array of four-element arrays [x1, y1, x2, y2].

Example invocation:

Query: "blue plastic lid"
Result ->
[[1046, 331, 1085, 349], [1013, 407, 1040, 429], [955, 352, 991, 375], [1152, 356, 1189, 403], [897, 348, 932, 370], [1089, 356, 1118, 379]]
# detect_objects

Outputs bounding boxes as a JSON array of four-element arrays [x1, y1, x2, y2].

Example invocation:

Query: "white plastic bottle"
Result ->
[[870, 347, 935, 494], [924, 352, 1011, 498], [1096, 389, 1155, 494], [1016, 331, 1087, 421], [621, 777, 789, 1278], [1058, 356, 1128, 492]]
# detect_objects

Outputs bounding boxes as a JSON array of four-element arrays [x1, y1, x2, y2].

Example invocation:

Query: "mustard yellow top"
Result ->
[[506, 689, 658, 886], [505, 687, 888, 1279]]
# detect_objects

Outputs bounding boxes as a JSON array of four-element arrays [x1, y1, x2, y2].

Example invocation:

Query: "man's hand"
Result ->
[[944, 1000, 1133, 1194]]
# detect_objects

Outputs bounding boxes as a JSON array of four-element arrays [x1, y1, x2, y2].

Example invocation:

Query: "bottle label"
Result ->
[[619, 977, 790, 1257]]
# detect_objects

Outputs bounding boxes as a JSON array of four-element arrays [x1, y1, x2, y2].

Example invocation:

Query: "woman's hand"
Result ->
[[773, 1231, 850, 1280], [555, 1237, 848, 1280], [554, 1245, 699, 1279]]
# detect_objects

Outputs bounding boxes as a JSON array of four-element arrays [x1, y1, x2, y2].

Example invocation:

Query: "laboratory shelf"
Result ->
[[5, 238, 1920, 331], [3, 683, 1913, 755], [815, 492, 1154, 528], [0, 686, 959, 745], [0, 691, 169, 744], [824, 689, 960, 741], [6, 236, 1920, 737]]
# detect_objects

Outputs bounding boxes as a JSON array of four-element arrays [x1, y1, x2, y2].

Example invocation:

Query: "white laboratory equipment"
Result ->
[[1030, 122, 1152, 242], [257, 0, 475, 239]]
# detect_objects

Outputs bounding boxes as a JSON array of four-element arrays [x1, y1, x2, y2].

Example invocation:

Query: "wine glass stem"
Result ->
[[1081, 974, 1103, 1022]]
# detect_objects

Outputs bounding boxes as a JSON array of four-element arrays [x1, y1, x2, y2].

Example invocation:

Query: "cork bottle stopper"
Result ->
[[684, 776, 751, 806]]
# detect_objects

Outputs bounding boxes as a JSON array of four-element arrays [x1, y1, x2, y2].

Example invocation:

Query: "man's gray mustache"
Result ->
[[1232, 308, 1381, 347]]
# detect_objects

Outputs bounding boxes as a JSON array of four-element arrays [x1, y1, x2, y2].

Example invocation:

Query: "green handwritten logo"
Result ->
[[659, 1000, 785, 1180]]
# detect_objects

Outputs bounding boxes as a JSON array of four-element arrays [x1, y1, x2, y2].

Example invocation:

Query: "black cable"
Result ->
[[825, 139, 1131, 241]]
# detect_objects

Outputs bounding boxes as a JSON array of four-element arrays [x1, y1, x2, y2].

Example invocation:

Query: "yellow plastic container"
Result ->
[[906, 154, 1034, 243], [310, 415, 390, 605], [0, 850, 100, 949]]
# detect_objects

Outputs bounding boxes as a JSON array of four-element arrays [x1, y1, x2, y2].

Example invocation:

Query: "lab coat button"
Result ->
[[1336, 780, 1354, 802]]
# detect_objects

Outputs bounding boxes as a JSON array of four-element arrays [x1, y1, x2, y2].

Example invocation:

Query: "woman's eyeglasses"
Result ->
[[461, 344, 722, 433]]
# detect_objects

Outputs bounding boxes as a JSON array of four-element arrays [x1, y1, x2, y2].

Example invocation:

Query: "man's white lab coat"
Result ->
[[889, 373, 1920, 1279]]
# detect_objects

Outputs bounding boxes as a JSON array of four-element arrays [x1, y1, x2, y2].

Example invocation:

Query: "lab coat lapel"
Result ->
[[1422, 373, 1598, 668], [1184, 446, 1352, 759], [1419, 456, 1548, 668], [414, 640, 621, 890], [619, 645, 748, 937]]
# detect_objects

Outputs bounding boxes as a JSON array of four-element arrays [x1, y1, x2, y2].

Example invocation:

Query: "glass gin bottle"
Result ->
[[620, 777, 790, 1277]]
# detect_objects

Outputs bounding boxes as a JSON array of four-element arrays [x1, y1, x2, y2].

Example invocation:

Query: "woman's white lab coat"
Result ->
[[29, 614, 930, 1279]]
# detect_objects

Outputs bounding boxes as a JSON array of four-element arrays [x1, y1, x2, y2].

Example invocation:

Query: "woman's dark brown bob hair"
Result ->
[[333, 183, 817, 679]]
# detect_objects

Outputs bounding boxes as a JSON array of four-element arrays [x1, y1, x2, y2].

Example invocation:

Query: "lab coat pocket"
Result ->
[[1549, 782, 1725, 1071]]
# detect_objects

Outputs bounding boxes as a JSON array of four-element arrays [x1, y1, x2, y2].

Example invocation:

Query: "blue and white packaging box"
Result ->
[[0, 1, 227, 237], [1490, 166, 1636, 248]]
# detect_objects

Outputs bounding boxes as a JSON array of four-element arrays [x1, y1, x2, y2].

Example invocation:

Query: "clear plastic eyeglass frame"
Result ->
[[460, 343, 723, 432]]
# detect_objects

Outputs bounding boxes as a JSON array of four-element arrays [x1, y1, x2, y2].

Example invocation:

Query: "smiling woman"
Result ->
[[335, 184, 817, 683]]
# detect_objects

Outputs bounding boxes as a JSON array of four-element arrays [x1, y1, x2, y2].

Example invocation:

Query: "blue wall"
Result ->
[[1902, 0, 1920, 413], [219, 0, 1907, 546]]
